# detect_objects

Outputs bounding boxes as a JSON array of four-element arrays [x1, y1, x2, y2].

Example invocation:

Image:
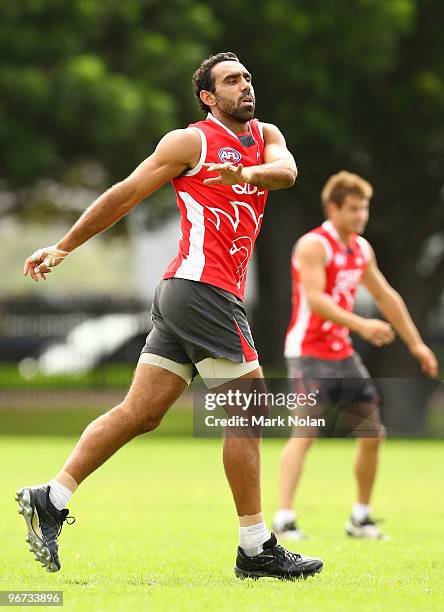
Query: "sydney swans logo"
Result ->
[[207, 197, 264, 287]]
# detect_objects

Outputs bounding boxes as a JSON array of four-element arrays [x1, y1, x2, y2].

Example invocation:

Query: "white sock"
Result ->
[[273, 509, 296, 530], [352, 502, 370, 523], [239, 521, 271, 557], [48, 479, 73, 511]]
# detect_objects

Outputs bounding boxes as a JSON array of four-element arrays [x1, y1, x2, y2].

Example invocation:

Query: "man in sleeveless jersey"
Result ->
[[18, 53, 323, 580], [273, 171, 438, 540]]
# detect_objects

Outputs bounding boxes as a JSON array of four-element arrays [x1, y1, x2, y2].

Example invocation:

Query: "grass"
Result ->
[[0, 363, 136, 389], [0, 428, 443, 611]]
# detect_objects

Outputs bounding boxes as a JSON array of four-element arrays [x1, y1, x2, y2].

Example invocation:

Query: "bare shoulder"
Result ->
[[154, 127, 202, 166], [295, 234, 328, 264], [261, 122, 287, 145], [156, 127, 201, 152]]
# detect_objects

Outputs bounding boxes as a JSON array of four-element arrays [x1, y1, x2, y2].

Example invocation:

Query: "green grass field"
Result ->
[[1, 429, 443, 611]]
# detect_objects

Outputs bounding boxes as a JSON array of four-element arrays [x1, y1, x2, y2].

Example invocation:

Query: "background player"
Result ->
[[17, 52, 323, 580], [273, 171, 438, 539]]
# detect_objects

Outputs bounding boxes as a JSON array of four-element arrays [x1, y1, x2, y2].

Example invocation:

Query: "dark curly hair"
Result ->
[[193, 52, 239, 114]]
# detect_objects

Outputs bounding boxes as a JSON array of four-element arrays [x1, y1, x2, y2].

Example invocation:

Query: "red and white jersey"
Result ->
[[284, 220, 371, 360], [163, 113, 268, 300]]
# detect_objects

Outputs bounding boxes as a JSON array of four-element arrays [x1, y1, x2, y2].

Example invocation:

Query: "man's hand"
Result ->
[[409, 342, 439, 378], [203, 162, 246, 186], [356, 319, 395, 347], [23, 245, 70, 282]]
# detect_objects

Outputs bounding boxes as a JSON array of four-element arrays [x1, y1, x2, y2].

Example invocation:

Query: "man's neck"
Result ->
[[329, 220, 353, 246], [209, 110, 250, 135]]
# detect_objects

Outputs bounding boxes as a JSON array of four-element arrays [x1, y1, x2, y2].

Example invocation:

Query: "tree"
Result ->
[[0, 0, 217, 223], [1, 0, 443, 374]]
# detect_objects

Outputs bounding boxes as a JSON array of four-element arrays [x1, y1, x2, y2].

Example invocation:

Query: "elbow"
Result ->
[[306, 292, 321, 313], [376, 287, 402, 308], [283, 166, 298, 189]]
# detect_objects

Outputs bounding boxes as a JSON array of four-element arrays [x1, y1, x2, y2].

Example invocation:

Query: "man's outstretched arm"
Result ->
[[203, 123, 297, 191], [24, 129, 201, 281], [362, 242, 438, 377]]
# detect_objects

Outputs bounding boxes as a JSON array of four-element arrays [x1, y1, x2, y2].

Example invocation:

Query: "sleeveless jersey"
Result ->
[[284, 220, 371, 360], [163, 113, 268, 300]]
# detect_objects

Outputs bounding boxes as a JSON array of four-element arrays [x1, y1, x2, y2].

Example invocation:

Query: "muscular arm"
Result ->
[[24, 129, 201, 279], [296, 238, 394, 346], [203, 123, 297, 191], [297, 239, 364, 331], [57, 129, 201, 252], [362, 243, 438, 376], [243, 123, 297, 190]]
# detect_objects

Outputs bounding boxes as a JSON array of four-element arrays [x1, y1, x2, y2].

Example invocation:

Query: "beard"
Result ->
[[214, 93, 255, 121]]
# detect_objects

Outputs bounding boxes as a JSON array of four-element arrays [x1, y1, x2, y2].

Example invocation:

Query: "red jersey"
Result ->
[[163, 113, 268, 300], [284, 220, 371, 360]]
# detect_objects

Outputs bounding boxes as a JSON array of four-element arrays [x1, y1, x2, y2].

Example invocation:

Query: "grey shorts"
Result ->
[[287, 354, 382, 436], [140, 278, 259, 388], [288, 353, 371, 380]]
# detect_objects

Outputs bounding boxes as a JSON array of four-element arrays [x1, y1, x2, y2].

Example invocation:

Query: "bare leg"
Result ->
[[60, 364, 186, 485], [222, 368, 265, 517], [223, 370, 324, 574], [278, 436, 316, 510], [223, 435, 262, 516], [353, 437, 382, 505]]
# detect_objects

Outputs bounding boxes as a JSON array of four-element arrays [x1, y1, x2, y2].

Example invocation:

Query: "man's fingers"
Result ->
[[204, 162, 230, 172], [382, 325, 395, 339], [39, 268, 52, 280], [373, 333, 394, 346], [378, 326, 395, 344], [40, 256, 53, 270], [24, 255, 44, 275], [27, 261, 52, 282], [423, 362, 434, 377], [382, 333, 394, 343], [423, 356, 438, 378], [204, 162, 241, 174], [24, 245, 69, 282], [24, 249, 45, 276], [35, 264, 52, 275], [203, 177, 223, 186], [28, 263, 39, 282], [30, 248, 45, 263]]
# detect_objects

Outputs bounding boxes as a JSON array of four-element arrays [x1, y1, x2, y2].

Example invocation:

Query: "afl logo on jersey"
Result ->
[[218, 147, 242, 164]]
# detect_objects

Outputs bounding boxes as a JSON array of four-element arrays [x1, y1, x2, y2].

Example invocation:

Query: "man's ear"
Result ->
[[325, 201, 338, 217], [200, 90, 217, 109]]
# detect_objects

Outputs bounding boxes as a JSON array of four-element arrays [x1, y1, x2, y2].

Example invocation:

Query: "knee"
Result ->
[[287, 435, 316, 451], [117, 401, 163, 435], [136, 414, 163, 435]]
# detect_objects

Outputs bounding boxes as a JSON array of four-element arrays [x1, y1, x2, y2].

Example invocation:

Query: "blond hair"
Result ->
[[321, 171, 373, 210]]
